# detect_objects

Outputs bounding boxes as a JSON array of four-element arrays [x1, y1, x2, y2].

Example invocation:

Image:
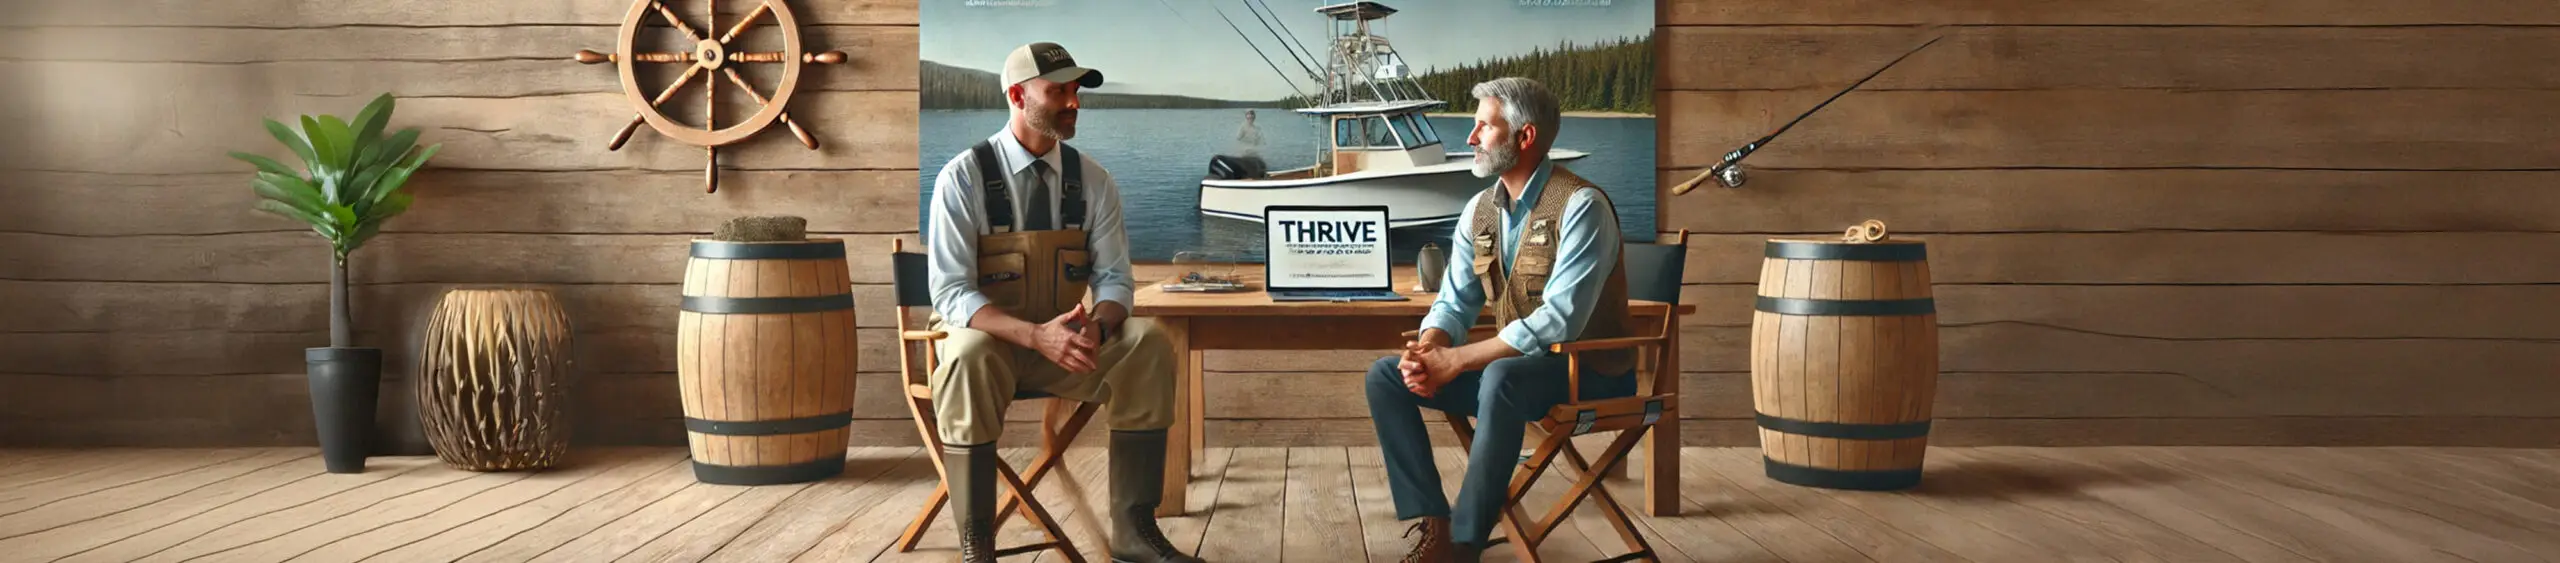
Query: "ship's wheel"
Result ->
[[574, 0, 846, 193]]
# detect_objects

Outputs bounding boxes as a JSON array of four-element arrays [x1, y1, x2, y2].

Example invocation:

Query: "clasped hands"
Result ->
[[1397, 331, 1468, 398], [1034, 302, 1117, 374]]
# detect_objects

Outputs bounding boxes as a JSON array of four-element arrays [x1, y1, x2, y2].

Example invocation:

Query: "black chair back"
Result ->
[[892, 249, 933, 308], [1619, 231, 1690, 306]]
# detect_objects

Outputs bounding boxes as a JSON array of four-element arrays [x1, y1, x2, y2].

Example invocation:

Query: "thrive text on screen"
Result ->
[[1276, 219, 1379, 244]]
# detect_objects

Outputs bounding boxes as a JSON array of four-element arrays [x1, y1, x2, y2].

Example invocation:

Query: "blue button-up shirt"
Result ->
[[924, 128, 1135, 327], [1420, 158, 1623, 357]]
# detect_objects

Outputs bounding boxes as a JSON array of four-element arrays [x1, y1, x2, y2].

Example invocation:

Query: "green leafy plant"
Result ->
[[231, 93, 441, 348]]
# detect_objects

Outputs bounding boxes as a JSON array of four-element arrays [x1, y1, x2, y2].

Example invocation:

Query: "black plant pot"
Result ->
[[307, 347, 382, 473]]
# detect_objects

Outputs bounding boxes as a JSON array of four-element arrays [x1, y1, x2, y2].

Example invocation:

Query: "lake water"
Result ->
[[918, 109, 1658, 263]]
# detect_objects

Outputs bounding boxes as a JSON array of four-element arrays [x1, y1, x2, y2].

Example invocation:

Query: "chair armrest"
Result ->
[[901, 330, 948, 341], [1548, 335, 1664, 354]]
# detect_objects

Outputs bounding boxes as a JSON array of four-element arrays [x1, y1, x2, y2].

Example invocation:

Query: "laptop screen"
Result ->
[[1264, 206, 1392, 290]]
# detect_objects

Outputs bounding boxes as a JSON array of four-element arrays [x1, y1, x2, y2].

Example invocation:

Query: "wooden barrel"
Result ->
[[417, 288, 574, 471], [1750, 236, 1938, 490], [677, 238, 859, 485]]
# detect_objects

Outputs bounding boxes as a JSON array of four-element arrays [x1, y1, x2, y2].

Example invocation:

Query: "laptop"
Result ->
[[1263, 205, 1409, 302]]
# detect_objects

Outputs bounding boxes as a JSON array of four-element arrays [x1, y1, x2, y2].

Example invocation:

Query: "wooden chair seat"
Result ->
[[1542, 394, 1673, 437], [1426, 231, 1693, 563], [886, 240, 1094, 562]]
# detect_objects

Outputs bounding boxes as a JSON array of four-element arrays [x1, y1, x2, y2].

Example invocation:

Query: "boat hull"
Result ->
[[1198, 150, 1587, 228]]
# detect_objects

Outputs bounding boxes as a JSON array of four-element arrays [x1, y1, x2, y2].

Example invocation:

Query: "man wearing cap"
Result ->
[[923, 42, 1202, 563]]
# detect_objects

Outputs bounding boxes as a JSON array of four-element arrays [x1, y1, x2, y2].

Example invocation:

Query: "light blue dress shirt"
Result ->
[[1419, 158, 1623, 359], [925, 128, 1135, 327]]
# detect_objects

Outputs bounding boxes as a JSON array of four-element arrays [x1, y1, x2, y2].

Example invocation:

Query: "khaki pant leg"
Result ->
[[1040, 317, 1179, 432], [930, 322, 1021, 446]]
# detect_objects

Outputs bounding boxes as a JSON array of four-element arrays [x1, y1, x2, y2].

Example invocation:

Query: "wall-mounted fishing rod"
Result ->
[[1672, 31, 1946, 194]]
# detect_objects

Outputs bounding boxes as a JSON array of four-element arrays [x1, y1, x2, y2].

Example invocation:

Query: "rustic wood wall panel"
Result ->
[[5, 0, 2553, 447], [1652, 1, 2560, 447]]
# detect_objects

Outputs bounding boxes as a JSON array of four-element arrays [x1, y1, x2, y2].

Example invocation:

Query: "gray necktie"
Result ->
[[1025, 160, 1053, 231]]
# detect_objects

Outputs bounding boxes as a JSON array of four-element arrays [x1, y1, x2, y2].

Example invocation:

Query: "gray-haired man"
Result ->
[[1364, 77, 1639, 562]]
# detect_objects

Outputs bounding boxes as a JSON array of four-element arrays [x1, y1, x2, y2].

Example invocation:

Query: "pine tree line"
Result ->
[[1406, 33, 1654, 115]]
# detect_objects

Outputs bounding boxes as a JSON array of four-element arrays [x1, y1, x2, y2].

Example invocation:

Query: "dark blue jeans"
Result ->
[[1363, 354, 1637, 546]]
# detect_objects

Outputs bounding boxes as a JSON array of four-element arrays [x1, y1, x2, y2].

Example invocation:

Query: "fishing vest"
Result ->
[[966, 139, 1093, 323], [1468, 165, 1637, 375]]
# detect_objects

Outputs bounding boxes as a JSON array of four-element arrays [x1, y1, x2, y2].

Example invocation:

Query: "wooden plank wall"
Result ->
[[1650, 0, 2560, 447], [5, 0, 2556, 449]]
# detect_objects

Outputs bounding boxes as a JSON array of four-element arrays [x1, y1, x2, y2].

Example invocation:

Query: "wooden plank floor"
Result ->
[[2, 446, 2556, 562]]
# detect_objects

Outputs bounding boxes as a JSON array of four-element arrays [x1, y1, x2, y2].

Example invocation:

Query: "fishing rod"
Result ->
[[1671, 31, 1946, 195], [1241, 0, 1321, 82], [1251, 0, 1323, 79], [1204, 0, 1309, 99]]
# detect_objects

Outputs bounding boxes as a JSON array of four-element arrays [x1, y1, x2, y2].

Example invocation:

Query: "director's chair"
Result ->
[[888, 239, 1097, 562], [1418, 230, 1689, 563]]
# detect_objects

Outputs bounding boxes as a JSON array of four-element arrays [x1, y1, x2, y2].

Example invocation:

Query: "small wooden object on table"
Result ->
[[1131, 264, 1695, 517]]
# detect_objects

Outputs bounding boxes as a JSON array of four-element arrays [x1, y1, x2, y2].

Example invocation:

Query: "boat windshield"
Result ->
[[1393, 114, 1436, 147], [1335, 115, 1407, 150]]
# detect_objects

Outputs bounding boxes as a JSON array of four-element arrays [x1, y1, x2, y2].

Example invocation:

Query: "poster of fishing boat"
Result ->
[[920, 0, 1656, 262]]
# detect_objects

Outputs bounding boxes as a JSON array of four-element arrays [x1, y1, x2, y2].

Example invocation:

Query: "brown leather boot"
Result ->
[[1398, 516, 1478, 562], [1109, 430, 1204, 563], [946, 442, 997, 563]]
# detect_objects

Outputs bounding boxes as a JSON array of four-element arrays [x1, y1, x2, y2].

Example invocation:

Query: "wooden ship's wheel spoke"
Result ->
[[573, 0, 849, 193], [651, 1, 709, 41], [729, 52, 847, 64], [719, 3, 769, 44], [723, 68, 816, 149], [574, 50, 697, 64]]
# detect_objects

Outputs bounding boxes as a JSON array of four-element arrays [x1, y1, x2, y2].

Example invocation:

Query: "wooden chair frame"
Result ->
[[888, 240, 1098, 562], [1418, 230, 1688, 563]]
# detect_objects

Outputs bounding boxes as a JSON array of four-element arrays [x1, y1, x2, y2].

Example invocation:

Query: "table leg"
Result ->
[[1647, 319, 1681, 516], [1159, 317, 1193, 517], [1189, 347, 1206, 459]]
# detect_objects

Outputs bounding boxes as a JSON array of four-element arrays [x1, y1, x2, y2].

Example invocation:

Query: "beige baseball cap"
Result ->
[[1001, 42, 1104, 88]]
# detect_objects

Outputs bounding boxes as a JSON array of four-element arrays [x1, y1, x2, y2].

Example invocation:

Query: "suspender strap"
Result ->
[[1060, 144, 1086, 230], [970, 140, 1015, 233]]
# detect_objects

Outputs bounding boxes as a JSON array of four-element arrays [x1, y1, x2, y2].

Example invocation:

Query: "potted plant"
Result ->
[[230, 93, 440, 473]]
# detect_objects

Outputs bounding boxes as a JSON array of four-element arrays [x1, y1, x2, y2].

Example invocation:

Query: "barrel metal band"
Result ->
[[684, 411, 853, 436], [681, 294, 855, 314], [1756, 412, 1933, 440], [689, 240, 846, 260], [1755, 296, 1935, 316], [691, 456, 845, 485], [1765, 241, 1927, 261], [1763, 457, 1922, 491]]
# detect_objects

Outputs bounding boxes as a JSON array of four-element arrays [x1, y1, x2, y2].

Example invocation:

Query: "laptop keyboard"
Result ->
[[1271, 288, 1405, 300]]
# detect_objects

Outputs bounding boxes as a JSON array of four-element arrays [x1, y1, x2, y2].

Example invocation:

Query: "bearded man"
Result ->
[[1362, 77, 1640, 562], [922, 41, 1201, 563]]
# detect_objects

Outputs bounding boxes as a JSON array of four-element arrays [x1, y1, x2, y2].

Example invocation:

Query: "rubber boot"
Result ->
[[947, 442, 998, 563], [1109, 430, 1204, 563]]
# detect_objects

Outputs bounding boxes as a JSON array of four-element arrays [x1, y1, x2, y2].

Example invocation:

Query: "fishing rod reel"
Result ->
[[1714, 164, 1748, 189], [1673, 141, 1756, 194], [1709, 144, 1754, 189]]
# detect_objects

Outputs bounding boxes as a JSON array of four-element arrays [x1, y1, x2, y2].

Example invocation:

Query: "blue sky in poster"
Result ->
[[920, 0, 1653, 102]]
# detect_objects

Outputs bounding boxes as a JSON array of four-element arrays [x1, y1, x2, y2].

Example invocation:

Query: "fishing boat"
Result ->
[[1197, 1, 1587, 228]]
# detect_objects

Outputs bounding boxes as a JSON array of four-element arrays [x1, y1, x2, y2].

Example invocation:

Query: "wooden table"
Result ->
[[1135, 265, 1694, 517]]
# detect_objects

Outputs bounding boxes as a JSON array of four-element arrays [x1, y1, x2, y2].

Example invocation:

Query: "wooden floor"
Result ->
[[2, 446, 2557, 562]]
